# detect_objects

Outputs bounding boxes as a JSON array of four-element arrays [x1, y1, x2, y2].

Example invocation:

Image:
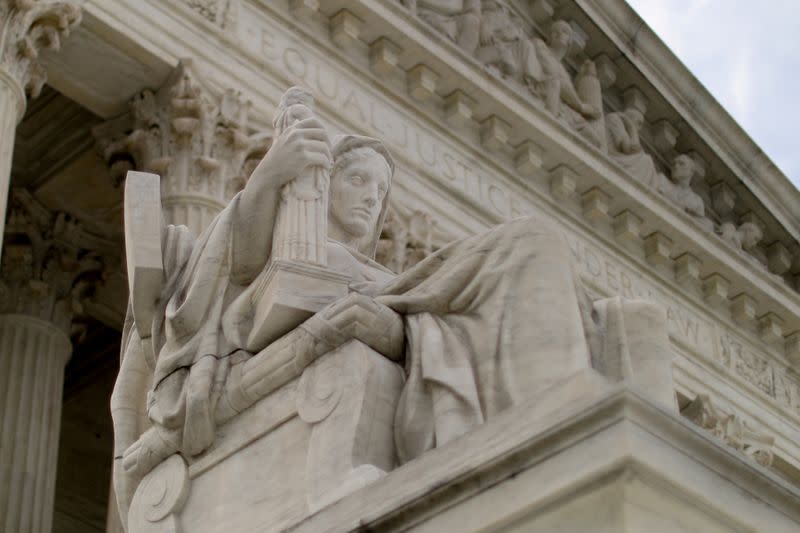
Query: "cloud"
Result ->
[[627, 0, 800, 188]]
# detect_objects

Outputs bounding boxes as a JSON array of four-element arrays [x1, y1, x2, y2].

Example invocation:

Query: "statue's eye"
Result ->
[[349, 175, 364, 185]]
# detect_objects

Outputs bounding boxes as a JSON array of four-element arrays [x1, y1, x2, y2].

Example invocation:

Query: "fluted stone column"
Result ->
[[0, 0, 82, 256], [0, 188, 104, 533], [0, 315, 70, 533], [94, 59, 271, 237]]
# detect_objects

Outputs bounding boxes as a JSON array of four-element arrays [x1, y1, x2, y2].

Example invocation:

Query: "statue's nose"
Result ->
[[363, 185, 379, 207]]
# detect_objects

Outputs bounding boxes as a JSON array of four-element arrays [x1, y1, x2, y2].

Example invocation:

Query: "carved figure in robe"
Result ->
[[657, 154, 713, 231], [402, 0, 481, 53], [112, 86, 674, 530], [717, 221, 763, 257], [477, 14, 605, 149], [606, 105, 660, 187]]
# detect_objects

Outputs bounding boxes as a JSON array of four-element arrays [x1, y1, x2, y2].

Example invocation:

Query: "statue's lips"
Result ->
[[351, 207, 373, 220]]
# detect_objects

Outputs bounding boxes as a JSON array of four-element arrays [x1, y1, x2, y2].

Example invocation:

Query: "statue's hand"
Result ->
[[122, 427, 178, 478], [580, 102, 599, 119], [248, 117, 331, 192], [321, 293, 404, 360]]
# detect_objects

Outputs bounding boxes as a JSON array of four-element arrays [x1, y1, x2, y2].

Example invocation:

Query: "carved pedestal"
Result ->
[[127, 340, 403, 533], [0, 315, 71, 533], [297, 340, 404, 512]]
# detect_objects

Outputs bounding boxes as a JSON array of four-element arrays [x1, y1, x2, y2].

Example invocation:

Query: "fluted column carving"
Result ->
[[94, 59, 271, 236], [0, 0, 82, 255], [0, 188, 104, 533]]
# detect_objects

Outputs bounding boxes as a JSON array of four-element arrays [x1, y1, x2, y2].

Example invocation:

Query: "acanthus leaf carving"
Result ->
[[93, 58, 271, 236], [0, 0, 82, 99], [1, 188, 109, 335]]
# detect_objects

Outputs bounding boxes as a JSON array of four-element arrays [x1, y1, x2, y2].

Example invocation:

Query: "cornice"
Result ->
[[577, 0, 800, 243]]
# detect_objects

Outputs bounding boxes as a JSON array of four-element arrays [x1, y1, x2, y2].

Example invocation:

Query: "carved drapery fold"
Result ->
[[94, 59, 271, 236]]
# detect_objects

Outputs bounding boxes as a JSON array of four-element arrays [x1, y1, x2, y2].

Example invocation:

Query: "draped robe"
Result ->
[[113, 194, 594, 518]]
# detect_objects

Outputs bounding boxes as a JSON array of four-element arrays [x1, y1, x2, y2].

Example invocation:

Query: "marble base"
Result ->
[[297, 374, 800, 533]]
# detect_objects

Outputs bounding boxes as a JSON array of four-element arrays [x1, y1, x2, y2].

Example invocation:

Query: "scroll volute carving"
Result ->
[[0, 0, 82, 99]]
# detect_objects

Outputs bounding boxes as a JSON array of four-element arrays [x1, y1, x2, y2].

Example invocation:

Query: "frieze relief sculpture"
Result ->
[[394, 1, 797, 285], [401, 0, 481, 53], [657, 154, 713, 231], [605, 102, 664, 188], [683, 394, 775, 468], [112, 85, 678, 531], [476, 9, 605, 149]]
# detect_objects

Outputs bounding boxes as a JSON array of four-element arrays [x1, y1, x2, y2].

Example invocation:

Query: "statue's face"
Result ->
[[672, 155, 694, 184], [624, 108, 644, 130], [329, 151, 390, 241], [550, 21, 572, 49], [740, 223, 762, 248]]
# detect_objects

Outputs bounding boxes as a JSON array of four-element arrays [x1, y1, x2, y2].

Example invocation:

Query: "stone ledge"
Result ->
[[294, 375, 800, 532]]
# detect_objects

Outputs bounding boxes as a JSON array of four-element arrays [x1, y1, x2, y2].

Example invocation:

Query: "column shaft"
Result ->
[[0, 69, 25, 256], [0, 315, 71, 533]]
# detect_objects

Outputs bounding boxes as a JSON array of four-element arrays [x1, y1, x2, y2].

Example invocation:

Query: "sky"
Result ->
[[626, 0, 800, 190]]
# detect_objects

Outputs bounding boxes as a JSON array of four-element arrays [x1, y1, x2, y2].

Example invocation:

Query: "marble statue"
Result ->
[[658, 154, 713, 230], [606, 104, 660, 187], [112, 86, 675, 530], [717, 221, 763, 255], [477, 14, 605, 149], [403, 0, 481, 53]]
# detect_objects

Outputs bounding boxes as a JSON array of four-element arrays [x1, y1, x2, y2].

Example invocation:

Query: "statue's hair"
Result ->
[[273, 86, 314, 128], [331, 135, 395, 178], [550, 19, 572, 37]]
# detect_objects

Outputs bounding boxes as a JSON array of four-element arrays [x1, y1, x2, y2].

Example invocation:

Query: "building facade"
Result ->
[[1, 0, 800, 531]]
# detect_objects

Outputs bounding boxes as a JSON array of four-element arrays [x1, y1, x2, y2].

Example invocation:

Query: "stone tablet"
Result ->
[[124, 171, 164, 338]]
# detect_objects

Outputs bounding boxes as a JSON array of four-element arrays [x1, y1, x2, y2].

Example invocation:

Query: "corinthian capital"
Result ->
[[93, 58, 271, 234], [0, 0, 82, 100], [0, 188, 109, 334]]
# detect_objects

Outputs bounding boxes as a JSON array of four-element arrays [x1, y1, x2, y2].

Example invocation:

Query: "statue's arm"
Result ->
[[231, 117, 332, 282]]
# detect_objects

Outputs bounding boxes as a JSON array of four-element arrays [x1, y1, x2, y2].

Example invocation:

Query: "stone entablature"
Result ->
[[44, 0, 800, 478]]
